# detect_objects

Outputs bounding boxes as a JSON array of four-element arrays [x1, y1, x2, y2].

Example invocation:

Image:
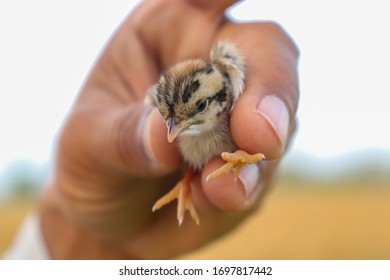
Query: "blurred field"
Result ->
[[0, 198, 36, 256], [183, 182, 390, 259], [1, 183, 390, 259]]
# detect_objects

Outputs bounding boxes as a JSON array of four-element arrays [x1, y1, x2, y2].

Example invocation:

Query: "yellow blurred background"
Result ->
[[184, 181, 390, 259], [2, 180, 389, 259]]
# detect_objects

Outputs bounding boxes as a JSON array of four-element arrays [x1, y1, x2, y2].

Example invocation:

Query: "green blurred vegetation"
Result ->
[[0, 160, 46, 201]]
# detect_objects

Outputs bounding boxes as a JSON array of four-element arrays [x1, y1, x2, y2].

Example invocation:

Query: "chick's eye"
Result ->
[[196, 99, 209, 113]]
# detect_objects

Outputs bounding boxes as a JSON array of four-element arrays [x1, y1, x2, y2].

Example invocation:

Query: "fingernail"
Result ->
[[257, 95, 289, 150], [239, 164, 260, 201]]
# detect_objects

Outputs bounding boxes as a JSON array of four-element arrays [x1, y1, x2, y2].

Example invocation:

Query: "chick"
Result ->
[[148, 42, 264, 225]]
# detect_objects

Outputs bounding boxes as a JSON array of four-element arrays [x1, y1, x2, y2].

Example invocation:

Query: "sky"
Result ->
[[229, 1, 390, 157], [1, 0, 390, 175]]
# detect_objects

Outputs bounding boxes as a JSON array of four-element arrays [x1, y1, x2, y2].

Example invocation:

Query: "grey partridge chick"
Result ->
[[148, 42, 264, 225]]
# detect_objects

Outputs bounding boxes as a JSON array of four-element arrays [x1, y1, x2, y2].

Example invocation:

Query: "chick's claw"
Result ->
[[152, 170, 199, 226], [206, 150, 265, 182]]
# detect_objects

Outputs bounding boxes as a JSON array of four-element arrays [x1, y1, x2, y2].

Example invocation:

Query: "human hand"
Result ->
[[40, 0, 299, 259]]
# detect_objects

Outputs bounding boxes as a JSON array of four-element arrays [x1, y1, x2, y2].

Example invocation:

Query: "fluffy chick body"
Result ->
[[149, 42, 265, 225], [151, 42, 245, 170]]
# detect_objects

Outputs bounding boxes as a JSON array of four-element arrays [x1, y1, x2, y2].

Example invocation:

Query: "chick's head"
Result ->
[[154, 59, 232, 142]]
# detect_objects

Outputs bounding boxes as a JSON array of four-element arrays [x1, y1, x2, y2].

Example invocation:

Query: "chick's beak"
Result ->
[[167, 117, 186, 143]]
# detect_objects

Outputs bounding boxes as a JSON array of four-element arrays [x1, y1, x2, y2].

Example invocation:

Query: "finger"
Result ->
[[199, 153, 282, 213], [199, 158, 262, 212], [187, 0, 240, 14], [219, 22, 300, 160], [125, 199, 245, 259], [132, 0, 242, 68], [65, 101, 182, 178], [108, 104, 182, 176]]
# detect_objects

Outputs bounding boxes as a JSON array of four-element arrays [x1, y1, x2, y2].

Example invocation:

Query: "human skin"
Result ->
[[39, 0, 299, 259]]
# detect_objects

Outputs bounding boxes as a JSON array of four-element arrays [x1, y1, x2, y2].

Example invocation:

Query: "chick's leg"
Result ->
[[152, 170, 199, 226], [206, 150, 265, 181]]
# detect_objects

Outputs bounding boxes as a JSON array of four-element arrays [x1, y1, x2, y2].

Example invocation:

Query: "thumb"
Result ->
[[83, 102, 182, 177]]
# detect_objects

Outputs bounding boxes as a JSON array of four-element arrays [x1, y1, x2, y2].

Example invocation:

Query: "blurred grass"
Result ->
[[183, 182, 390, 259], [0, 198, 36, 256], [1, 182, 390, 259]]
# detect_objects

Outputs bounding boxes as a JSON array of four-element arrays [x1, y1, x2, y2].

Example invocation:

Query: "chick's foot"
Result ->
[[206, 150, 265, 181], [152, 170, 199, 226]]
